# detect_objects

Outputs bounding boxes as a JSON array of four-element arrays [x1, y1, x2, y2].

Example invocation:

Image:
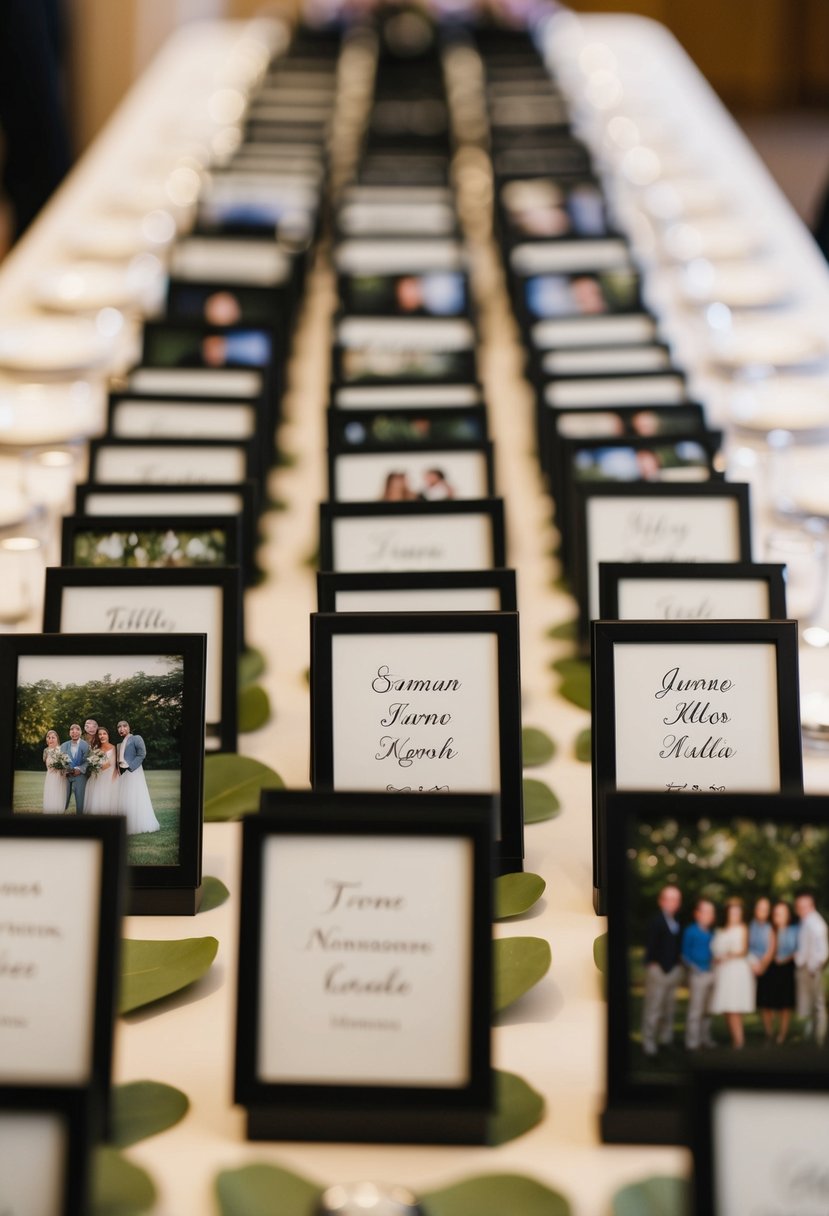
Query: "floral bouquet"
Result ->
[[47, 750, 72, 773], [85, 747, 107, 777]]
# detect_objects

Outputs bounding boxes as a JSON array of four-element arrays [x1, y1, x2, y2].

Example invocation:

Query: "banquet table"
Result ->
[[3, 12, 829, 1215]]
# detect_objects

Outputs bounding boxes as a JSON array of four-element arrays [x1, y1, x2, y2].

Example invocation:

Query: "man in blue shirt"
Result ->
[[682, 897, 717, 1050]]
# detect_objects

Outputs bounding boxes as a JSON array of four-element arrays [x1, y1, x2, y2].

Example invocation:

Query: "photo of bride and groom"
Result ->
[[14, 653, 184, 867], [43, 717, 159, 836]]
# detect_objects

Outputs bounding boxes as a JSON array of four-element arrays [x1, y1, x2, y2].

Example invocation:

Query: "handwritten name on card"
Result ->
[[257, 834, 472, 1085], [331, 634, 500, 793], [617, 578, 771, 622], [333, 515, 493, 571], [0, 840, 100, 1084], [613, 642, 781, 794]]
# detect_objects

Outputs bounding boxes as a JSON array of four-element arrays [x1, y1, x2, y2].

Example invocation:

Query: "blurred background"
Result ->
[[1, 0, 828, 254]]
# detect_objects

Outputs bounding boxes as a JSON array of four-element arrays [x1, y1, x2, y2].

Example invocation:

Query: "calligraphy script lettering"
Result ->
[[371, 665, 461, 772], [621, 510, 689, 558], [656, 594, 715, 620], [104, 605, 175, 631], [367, 530, 443, 563], [654, 665, 736, 762]]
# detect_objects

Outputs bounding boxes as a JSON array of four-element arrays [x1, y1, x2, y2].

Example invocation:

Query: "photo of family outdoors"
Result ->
[[628, 815, 829, 1081], [12, 653, 184, 867]]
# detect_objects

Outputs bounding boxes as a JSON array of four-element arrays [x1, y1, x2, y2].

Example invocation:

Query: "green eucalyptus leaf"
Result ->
[[551, 656, 587, 679], [546, 618, 577, 641], [422, 1174, 570, 1216], [494, 936, 551, 1013], [238, 647, 266, 688], [552, 573, 570, 594], [488, 1069, 545, 1145], [522, 726, 556, 767], [612, 1176, 690, 1216], [559, 668, 591, 711], [574, 728, 591, 763], [495, 872, 546, 920], [594, 932, 607, 975], [238, 683, 272, 733], [110, 1081, 188, 1148], [215, 1163, 323, 1216], [304, 546, 319, 569], [278, 449, 298, 469], [199, 875, 230, 913], [203, 753, 284, 822], [523, 778, 561, 824], [119, 937, 218, 1015], [92, 1147, 156, 1216]]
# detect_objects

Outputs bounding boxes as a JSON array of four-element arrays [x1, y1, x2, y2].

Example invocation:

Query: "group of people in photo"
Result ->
[[641, 884, 829, 1055], [42, 716, 159, 836]]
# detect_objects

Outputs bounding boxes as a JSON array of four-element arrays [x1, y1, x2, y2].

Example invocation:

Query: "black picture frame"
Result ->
[[73, 480, 259, 584], [234, 789, 494, 1143], [330, 383, 483, 411], [598, 562, 788, 622], [87, 436, 261, 491], [591, 621, 804, 914], [689, 1054, 829, 1214], [529, 311, 660, 353], [0, 633, 207, 914], [332, 317, 478, 387], [0, 1085, 95, 1216], [604, 792, 829, 1146], [43, 566, 241, 753], [327, 440, 496, 503], [106, 389, 266, 457], [319, 498, 507, 572], [60, 512, 243, 573], [310, 611, 523, 872], [572, 481, 753, 650], [0, 815, 125, 1125], [317, 569, 518, 613], [326, 404, 490, 450]]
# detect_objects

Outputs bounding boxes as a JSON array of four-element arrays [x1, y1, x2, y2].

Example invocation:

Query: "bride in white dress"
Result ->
[[711, 898, 756, 1048], [84, 727, 120, 815], [116, 720, 160, 836], [42, 730, 66, 813]]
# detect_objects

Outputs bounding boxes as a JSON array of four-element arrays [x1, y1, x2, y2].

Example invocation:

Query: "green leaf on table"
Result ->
[[238, 647, 266, 688], [523, 777, 561, 824], [203, 753, 284, 822], [110, 1081, 189, 1148], [119, 937, 219, 1015], [594, 932, 607, 975], [277, 449, 298, 468], [199, 875, 230, 913], [422, 1174, 570, 1216], [612, 1176, 690, 1216], [92, 1147, 156, 1216], [494, 936, 551, 1013], [552, 573, 571, 594], [546, 618, 578, 641], [238, 683, 271, 733], [488, 1069, 546, 1145], [216, 1163, 323, 1216], [574, 728, 591, 763], [551, 655, 587, 679], [559, 666, 591, 711], [495, 872, 546, 920], [304, 545, 319, 569], [522, 726, 556, 767]]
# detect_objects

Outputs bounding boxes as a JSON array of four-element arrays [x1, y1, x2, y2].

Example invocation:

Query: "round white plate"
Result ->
[[680, 259, 791, 308], [34, 257, 165, 314], [729, 377, 829, 432], [64, 212, 176, 260], [709, 318, 829, 371], [0, 318, 114, 373], [0, 376, 106, 443], [663, 217, 765, 262]]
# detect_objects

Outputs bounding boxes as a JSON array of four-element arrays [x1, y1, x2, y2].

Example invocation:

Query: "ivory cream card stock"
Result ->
[[0, 1109, 67, 1214], [598, 562, 787, 621], [257, 834, 472, 1086], [319, 501, 506, 572]]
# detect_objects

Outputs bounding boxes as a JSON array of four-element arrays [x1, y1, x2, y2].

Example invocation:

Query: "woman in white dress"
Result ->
[[84, 726, 120, 814], [116, 719, 160, 836], [42, 730, 66, 813], [711, 898, 756, 1048]]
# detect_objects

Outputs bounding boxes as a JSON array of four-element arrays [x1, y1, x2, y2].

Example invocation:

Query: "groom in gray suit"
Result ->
[[60, 723, 89, 813], [117, 720, 146, 772]]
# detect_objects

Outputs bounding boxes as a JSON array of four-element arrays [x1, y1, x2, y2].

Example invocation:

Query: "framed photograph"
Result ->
[[235, 790, 493, 1143], [557, 431, 722, 564], [87, 437, 259, 489], [690, 1056, 829, 1215], [166, 281, 293, 327], [591, 621, 804, 914], [0, 815, 124, 1109], [334, 238, 469, 317], [328, 441, 495, 504], [599, 562, 788, 622], [317, 569, 517, 613], [43, 566, 241, 753], [573, 482, 753, 649], [332, 318, 477, 386], [0, 633, 207, 914], [107, 391, 262, 443], [61, 513, 243, 572], [319, 499, 507, 573], [140, 320, 275, 371], [0, 1086, 94, 1216], [74, 480, 259, 583], [520, 266, 642, 326], [604, 792, 829, 1144], [310, 611, 523, 871], [327, 405, 489, 449], [497, 175, 612, 242]]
